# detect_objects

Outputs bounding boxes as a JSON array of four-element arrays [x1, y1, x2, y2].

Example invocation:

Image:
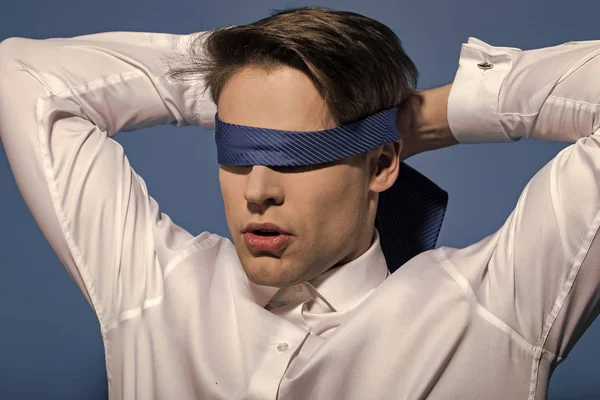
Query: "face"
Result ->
[[217, 65, 400, 288]]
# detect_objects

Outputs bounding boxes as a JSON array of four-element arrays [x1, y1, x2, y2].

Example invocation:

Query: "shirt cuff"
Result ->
[[172, 33, 218, 130], [447, 37, 521, 144]]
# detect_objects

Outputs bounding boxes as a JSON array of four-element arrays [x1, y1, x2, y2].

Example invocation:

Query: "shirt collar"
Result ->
[[306, 228, 389, 312], [247, 229, 390, 312]]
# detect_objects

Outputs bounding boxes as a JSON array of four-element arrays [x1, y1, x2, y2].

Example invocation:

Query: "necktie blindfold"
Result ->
[[214, 107, 448, 272], [215, 107, 400, 166]]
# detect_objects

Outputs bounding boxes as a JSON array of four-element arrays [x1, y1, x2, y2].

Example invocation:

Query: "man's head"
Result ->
[[169, 7, 418, 288]]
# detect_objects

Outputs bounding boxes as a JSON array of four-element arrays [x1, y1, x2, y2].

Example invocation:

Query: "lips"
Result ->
[[242, 222, 291, 236], [242, 222, 292, 254]]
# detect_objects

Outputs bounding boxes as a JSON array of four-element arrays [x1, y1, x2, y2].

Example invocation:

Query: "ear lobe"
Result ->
[[370, 141, 402, 193]]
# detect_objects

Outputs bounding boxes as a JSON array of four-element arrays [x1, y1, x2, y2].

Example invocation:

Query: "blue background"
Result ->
[[0, 0, 598, 398]]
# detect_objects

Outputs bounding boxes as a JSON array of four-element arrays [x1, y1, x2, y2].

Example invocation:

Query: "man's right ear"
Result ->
[[368, 141, 401, 194]]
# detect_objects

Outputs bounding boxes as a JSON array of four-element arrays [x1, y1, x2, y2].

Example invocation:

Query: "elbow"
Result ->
[[0, 38, 33, 94], [0, 37, 45, 98], [0, 37, 26, 71], [0, 38, 22, 104], [0, 37, 41, 143]]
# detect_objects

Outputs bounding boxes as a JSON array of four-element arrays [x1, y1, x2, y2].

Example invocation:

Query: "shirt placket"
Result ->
[[249, 285, 313, 399]]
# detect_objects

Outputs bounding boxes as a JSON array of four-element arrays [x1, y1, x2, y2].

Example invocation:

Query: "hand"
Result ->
[[397, 84, 458, 161]]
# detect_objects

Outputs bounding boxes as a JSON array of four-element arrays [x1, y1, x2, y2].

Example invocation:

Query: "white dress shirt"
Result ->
[[0, 31, 598, 400]]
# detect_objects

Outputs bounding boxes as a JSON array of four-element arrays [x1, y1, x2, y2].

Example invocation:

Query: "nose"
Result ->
[[244, 165, 284, 211]]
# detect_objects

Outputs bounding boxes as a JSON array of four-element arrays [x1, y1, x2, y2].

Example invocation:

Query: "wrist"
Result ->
[[417, 84, 452, 133], [399, 84, 457, 160]]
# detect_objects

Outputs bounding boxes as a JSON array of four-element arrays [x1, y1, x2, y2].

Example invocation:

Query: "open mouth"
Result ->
[[252, 230, 281, 237], [243, 225, 292, 252]]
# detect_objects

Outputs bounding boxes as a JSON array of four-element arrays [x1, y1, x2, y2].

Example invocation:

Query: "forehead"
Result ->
[[217, 65, 336, 131]]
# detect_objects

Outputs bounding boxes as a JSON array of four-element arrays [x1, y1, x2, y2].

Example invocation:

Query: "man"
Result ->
[[0, 6, 598, 400]]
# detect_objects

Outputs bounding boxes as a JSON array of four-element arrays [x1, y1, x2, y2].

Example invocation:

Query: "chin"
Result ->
[[241, 255, 301, 288]]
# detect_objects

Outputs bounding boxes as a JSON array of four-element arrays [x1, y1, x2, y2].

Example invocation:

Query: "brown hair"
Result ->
[[168, 7, 418, 126]]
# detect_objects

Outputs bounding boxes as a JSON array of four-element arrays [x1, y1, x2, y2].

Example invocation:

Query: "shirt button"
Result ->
[[277, 342, 290, 352]]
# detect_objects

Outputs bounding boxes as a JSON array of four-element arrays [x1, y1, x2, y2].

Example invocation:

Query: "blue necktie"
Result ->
[[376, 162, 447, 273]]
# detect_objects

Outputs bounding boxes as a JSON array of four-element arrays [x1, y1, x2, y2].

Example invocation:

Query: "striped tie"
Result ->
[[376, 162, 447, 273]]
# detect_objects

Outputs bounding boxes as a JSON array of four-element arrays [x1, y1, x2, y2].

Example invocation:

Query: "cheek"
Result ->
[[294, 172, 366, 228], [218, 172, 244, 220]]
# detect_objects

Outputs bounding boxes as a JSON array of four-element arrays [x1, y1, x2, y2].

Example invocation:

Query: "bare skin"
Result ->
[[397, 84, 457, 161]]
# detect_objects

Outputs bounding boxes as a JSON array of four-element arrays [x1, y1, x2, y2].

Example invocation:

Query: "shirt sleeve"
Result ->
[[0, 31, 217, 332], [445, 37, 600, 362]]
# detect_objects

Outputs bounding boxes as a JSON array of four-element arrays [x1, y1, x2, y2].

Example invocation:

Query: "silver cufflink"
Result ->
[[477, 61, 494, 71]]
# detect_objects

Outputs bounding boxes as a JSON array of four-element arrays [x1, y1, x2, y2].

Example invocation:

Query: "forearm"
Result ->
[[0, 31, 213, 135], [406, 38, 600, 159], [447, 37, 600, 144], [398, 84, 458, 160]]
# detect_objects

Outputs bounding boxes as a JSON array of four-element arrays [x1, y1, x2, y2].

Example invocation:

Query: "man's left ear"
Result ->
[[369, 140, 402, 193]]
